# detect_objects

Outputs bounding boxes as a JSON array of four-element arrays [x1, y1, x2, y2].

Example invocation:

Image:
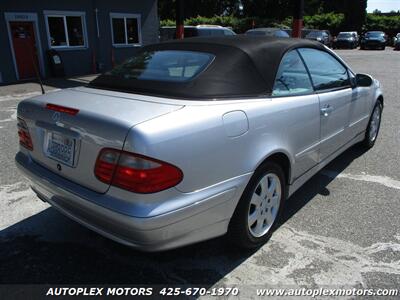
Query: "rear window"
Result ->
[[306, 31, 323, 38], [197, 29, 224, 36], [246, 30, 266, 36], [338, 33, 352, 38], [365, 32, 384, 37], [104, 50, 214, 82]]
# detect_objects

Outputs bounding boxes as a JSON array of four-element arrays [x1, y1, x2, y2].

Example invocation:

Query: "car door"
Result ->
[[298, 48, 353, 162], [347, 70, 370, 138], [271, 50, 320, 180]]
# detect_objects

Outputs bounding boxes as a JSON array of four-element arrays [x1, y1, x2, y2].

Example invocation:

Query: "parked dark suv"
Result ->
[[305, 30, 333, 47], [394, 33, 400, 50], [245, 28, 290, 38], [333, 32, 358, 49], [160, 25, 235, 41], [360, 31, 387, 50]]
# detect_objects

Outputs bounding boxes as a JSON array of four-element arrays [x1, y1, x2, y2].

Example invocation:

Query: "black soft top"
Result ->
[[90, 35, 326, 99]]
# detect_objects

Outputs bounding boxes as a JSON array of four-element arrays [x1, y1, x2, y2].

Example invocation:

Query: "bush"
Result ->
[[160, 13, 400, 36], [365, 14, 400, 36], [160, 16, 289, 33], [304, 13, 345, 31]]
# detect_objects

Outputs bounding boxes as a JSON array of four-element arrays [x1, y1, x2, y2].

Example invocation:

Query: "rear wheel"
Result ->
[[229, 161, 286, 249], [362, 101, 383, 149]]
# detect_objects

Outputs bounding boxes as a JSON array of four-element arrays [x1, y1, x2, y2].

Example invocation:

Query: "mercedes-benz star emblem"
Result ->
[[52, 112, 61, 122]]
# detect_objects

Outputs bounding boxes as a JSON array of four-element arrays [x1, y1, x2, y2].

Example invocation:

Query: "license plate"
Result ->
[[45, 131, 76, 166]]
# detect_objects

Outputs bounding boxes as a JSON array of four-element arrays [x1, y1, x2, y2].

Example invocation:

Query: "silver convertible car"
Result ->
[[16, 36, 383, 251]]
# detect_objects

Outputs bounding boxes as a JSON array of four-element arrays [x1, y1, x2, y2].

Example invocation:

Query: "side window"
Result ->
[[197, 29, 212, 36], [298, 48, 350, 91], [210, 29, 225, 36], [223, 29, 235, 36], [272, 50, 314, 96], [274, 30, 290, 38]]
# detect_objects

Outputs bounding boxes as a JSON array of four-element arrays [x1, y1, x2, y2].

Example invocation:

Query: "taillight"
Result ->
[[94, 148, 183, 194], [46, 103, 79, 115], [17, 117, 33, 150]]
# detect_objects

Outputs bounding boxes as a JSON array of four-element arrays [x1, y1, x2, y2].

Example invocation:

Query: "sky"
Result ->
[[367, 0, 400, 13]]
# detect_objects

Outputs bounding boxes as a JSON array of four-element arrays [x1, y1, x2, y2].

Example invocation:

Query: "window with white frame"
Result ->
[[44, 11, 87, 48], [110, 13, 141, 46]]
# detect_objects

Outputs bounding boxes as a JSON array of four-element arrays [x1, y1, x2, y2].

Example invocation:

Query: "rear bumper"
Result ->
[[362, 42, 385, 49], [334, 41, 355, 48], [15, 152, 247, 251]]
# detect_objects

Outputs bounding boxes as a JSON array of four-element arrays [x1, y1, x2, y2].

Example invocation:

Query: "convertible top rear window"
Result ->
[[89, 36, 327, 100], [104, 50, 214, 83]]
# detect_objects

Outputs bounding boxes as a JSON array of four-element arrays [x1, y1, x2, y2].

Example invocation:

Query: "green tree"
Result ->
[[158, 0, 239, 20], [158, 0, 368, 32]]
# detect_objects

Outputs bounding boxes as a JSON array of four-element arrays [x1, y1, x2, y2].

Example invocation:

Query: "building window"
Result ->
[[110, 13, 141, 46], [44, 11, 87, 49]]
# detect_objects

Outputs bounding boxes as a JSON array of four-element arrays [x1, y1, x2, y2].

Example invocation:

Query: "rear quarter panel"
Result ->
[[123, 94, 320, 193]]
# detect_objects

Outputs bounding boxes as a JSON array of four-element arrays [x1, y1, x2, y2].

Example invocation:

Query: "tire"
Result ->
[[228, 161, 286, 249], [362, 101, 383, 149]]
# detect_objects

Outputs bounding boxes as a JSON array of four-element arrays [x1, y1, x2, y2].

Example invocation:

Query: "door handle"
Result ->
[[321, 105, 334, 117]]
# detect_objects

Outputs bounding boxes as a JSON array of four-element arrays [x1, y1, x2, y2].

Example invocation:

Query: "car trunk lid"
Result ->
[[17, 87, 183, 193]]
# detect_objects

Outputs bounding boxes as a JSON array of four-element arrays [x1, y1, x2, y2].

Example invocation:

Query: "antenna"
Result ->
[[27, 36, 45, 95], [33, 60, 45, 95]]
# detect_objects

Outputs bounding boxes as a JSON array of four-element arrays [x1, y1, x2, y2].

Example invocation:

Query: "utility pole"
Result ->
[[176, 0, 184, 39], [292, 0, 304, 38]]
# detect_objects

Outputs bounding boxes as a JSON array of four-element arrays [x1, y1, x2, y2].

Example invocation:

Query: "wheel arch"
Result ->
[[228, 150, 292, 246], [255, 151, 292, 186], [377, 94, 384, 106]]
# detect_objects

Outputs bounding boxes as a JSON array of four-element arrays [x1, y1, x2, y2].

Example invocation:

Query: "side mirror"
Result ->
[[356, 74, 373, 87]]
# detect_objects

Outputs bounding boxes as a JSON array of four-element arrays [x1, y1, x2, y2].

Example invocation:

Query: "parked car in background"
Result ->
[[160, 25, 235, 41], [393, 33, 400, 49], [322, 30, 334, 43], [350, 31, 359, 41], [16, 36, 384, 251], [283, 28, 313, 38], [394, 34, 400, 50], [305, 30, 332, 47], [360, 31, 387, 50], [333, 32, 358, 49], [245, 28, 290, 38], [344, 31, 360, 46]]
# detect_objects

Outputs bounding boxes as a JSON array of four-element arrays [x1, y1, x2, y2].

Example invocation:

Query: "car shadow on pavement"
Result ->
[[0, 208, 255, 285], [281, 144, 369, 224], [0, 145, 368, 285]]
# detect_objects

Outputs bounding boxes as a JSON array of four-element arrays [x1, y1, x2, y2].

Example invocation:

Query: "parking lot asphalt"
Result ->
[[0, 49, 399, 296]]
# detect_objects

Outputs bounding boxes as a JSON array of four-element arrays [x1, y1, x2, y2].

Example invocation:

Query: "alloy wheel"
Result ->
[[369, 104, 382, 142], [247, 173, 281, 238]]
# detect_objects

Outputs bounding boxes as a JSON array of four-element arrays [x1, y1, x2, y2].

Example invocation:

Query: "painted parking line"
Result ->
[[322, 170, 400, 190], [219, 225, 400, 287]]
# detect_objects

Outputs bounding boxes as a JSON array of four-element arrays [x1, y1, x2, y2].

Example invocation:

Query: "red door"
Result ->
[[10, 21, 39, 80]]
